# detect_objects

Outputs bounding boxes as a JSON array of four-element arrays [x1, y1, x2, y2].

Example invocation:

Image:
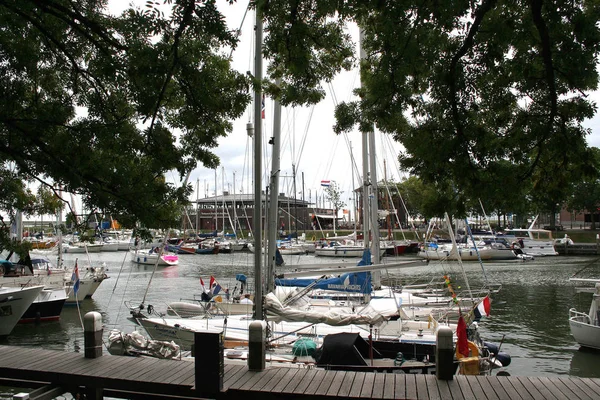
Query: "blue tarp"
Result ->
[[275, 271, 372, 294]]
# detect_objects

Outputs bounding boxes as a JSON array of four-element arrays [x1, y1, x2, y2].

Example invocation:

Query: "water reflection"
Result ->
[[570, 348, 600, 378]]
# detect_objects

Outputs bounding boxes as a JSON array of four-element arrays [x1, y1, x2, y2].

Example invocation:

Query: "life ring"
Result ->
[[456, 341, 479, 359]]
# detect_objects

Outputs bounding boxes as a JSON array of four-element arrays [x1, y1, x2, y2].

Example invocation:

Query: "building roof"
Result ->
[[194, 193, 310, 206]]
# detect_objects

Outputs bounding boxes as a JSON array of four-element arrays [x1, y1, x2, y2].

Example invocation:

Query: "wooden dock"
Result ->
[[556, 243, 600, 255], [1, 345, 600, 399]]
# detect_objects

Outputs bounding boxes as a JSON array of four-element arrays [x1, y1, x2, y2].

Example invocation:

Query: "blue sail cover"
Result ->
[[275, 271, 372, 294]]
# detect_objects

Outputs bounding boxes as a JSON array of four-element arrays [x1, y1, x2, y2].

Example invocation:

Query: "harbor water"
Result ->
[[1, 250, 599, 395]]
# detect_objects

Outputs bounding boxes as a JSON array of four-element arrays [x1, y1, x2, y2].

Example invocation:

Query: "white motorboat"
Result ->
[[130, 249, 179, 266], [501, 217, 558, 256], [0, 285, 45, 336], [569, 280, 600, 350]]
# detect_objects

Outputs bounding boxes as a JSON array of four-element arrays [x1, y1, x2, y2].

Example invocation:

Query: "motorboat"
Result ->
[[0, 285, 45, 336], [130, 249, 179, 266], [569, 279, 600, 350]]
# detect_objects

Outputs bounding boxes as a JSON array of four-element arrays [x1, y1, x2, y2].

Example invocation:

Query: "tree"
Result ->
[[327, 1, 600, 213], [566, 148, 600, 229], [0, 0, 252, 252], [323, 182, 346, 230]]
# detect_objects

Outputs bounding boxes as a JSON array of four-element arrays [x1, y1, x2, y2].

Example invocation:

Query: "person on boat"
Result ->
[[511, 241, 524, 256], [239, 294, 253, 304], [518, 238, 525, 249]]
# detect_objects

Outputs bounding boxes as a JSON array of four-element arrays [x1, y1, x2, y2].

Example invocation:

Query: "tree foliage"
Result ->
[[0, 0, 251, 240]]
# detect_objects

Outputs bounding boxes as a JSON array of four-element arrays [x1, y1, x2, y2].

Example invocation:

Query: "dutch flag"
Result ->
[[320, 180, 331, 187]]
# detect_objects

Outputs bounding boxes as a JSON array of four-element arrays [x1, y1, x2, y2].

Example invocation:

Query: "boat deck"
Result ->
[[1, 345, 599, 399]]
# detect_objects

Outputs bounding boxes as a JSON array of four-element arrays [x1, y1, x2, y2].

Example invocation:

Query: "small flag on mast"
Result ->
[[71, 260, 80, 295], [320, 180, 331, 187], [261, 94, 265, 119]]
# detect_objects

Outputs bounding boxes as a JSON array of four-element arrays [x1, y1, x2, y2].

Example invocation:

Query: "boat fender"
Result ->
[[495, 352, 511, 367], [483, 341, 499, 355], [147, 304, 154, 315]]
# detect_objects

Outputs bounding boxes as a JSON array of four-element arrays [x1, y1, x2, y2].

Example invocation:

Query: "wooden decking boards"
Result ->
[[0, 345, 598, 400]]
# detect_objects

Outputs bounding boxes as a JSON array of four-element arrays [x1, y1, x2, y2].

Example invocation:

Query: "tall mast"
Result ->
[[266, 80, 282, 293], [253, 9, 264, 320]]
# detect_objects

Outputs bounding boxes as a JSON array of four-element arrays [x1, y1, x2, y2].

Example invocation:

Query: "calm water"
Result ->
[[2, 250, 599, 395]]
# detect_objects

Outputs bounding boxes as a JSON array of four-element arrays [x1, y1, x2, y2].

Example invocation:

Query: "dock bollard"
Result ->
[[436, 326, 454, 380], [194, 330, 224, 395], [84, 312, 103, 359], [248, 320, 266, 371]]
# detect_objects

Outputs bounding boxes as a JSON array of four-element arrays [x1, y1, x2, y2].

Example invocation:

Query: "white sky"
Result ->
[[112, 0, 600, 212]]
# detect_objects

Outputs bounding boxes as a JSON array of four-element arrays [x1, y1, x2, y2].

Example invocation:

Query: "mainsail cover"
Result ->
[[274, 271, 372, 294], [264, 292, 390, 326]]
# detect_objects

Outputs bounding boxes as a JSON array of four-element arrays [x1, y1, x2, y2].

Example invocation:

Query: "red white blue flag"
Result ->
[[320, 180, 331, 187], [261, 94, 265, 119], [71, 260, 80, 295], [209, 276, 222, 295], [475, 295, 491, 317]]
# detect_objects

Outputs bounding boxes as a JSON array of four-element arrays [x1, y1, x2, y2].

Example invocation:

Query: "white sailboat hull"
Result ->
[[0, 285, 45, 336]]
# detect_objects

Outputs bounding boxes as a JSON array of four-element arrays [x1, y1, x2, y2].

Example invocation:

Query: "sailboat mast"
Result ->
[[266, 79, 282, 293], [253, 10, 264, 320]]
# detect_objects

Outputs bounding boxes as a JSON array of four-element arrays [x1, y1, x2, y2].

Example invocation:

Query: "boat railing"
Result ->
[[569, 307, 591, 324]]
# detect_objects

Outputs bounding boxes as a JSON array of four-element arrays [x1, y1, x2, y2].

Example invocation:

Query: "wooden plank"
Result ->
[[382, 373, 396, 399], [467, 375, 491, 400], [173, 365, 198, 387], [425, 374, 441, 400], [109, 357, 159, 381], [325, 370, 348, 397], [526, 377, 559, 400], [573, 378, 600, 398], [303, 369, 328, 395], [163, 362, 196, 384], [313, 369, 339, 396], [223, 365, 246, 388], [415, 374, 430, 400], [503, 377, 534, 400], [270, 368, 300, 393], [435, 379, 454, 400], [371, 372, 386, 399], [555, 377, 594, 400], [251, 367, 289, 392], [455, 376, 475, 400], [337, 371, 356, 397], [237, 369, 271, 391], [86, 356, 136, 378], [538, 376, 573, 400], [404, 373, 416, 400], [143, 359, 191, 384], [487, 376, 522, 400], [347, 372, 366, 398], [0, 346, 38, 364], [227, 370, 261, 390], [516, 376, 545, 400], [17, 351, 77, 371], [446, 378, 465, 400], [360, 372, 376, 398], [291, 369, 319, 394]]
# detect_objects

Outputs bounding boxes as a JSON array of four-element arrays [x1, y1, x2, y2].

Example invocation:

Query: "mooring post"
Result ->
[[194, 330, 224, 395], [248, 320, 267, 371], [83, 311, 103, 400], [84, 311, 103, 358], [436, 326, 454, 380]]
